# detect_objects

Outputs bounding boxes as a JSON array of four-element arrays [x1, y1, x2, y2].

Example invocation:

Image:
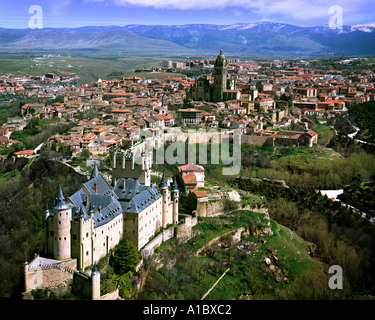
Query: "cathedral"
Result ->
[[187, 49, 241, 102], [43, 153, 179, 270]]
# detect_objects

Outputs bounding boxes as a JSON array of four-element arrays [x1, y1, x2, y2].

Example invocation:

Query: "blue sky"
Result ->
[[0, 0, 374, 28]]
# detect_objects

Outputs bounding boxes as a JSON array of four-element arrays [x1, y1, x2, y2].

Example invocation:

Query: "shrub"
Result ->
[[112, 238, 141, 274]]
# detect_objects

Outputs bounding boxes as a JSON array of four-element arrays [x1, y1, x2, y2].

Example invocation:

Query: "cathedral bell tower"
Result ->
[[213, 49, 228, 102]]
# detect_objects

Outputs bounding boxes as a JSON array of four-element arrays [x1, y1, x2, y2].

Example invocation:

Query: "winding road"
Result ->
[[320, 190, 374, 223]]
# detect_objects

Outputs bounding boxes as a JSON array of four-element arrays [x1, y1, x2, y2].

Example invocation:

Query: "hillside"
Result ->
[[0, 157, 87, 298], [137, 210, 331, 300]]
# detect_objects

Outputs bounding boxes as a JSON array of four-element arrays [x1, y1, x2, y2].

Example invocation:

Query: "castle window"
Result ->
[[64, 237, 66, 240], [86, 251, 89, 256], [86, 232, 89, 238]]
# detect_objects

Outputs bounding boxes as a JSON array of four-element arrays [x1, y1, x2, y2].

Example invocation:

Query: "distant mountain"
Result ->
[[0, 22, 374, 57], [124, 22, 375, 57], [0, 26, 197, 56]]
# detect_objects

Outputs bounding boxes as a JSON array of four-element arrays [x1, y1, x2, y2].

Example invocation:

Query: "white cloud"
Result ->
[[48, 0, 72, 18], [85, 0, 373, 24]]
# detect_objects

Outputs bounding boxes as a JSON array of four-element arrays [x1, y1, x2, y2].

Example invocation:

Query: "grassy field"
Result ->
[[0, 55, 164, 84], [314, 119, 336, 146]]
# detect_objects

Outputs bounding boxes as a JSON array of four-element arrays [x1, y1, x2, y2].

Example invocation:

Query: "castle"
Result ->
[[187, 49, 241, 102], [24, 148, 181, 299]]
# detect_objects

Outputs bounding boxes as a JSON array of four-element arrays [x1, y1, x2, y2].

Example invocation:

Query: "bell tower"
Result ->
[[213, 49, 228, 102]]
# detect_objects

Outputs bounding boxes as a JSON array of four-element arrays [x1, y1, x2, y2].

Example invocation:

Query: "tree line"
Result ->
[[230, 177, 375, 296]]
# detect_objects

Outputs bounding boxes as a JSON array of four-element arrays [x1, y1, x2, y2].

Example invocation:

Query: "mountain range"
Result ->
[[1, 22, 375, 57]]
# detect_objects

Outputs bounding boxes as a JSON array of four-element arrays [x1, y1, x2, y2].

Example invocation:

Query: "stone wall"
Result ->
[[241, 135, 269, 146], [72, 270, 92, 299], [142, 227, 175, 258], [207, 200, 224, 217], [176, 215, 198, 241], [100, 288, 120, 300], [24, 259, 77, 298]]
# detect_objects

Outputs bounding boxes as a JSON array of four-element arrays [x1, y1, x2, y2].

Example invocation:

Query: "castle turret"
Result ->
[[78, 207, 85, 270], [52, 185, 72, 261], [160, 173, 168, 228], [171, 176, 179, 224], [24, 258, 29, 293]]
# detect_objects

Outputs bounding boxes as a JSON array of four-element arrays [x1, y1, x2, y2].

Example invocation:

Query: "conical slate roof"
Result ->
[[159, 173, 168, 190], [52, 185, 70, 210], [171, 176, 179, 193], [90, 165, 100, 179]]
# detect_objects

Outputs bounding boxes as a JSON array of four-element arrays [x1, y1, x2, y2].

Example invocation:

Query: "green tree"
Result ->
[[81, 148, 91, 161], [112, 238, 141, 274]]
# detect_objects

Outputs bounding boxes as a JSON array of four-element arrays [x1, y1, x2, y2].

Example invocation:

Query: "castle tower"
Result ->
[[91, 264, 101, 300], [78, 207, 85, 270], [212, 49, 228, 102], [52, 185, 72, 261], [171, 176, 179, 224], [24, 258, 29, 293], [160, 173, 168, 228]]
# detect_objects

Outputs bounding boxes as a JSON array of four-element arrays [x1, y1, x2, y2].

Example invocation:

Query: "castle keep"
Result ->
[[44, 165, 179, 269], [24, 149, 180, 299]]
